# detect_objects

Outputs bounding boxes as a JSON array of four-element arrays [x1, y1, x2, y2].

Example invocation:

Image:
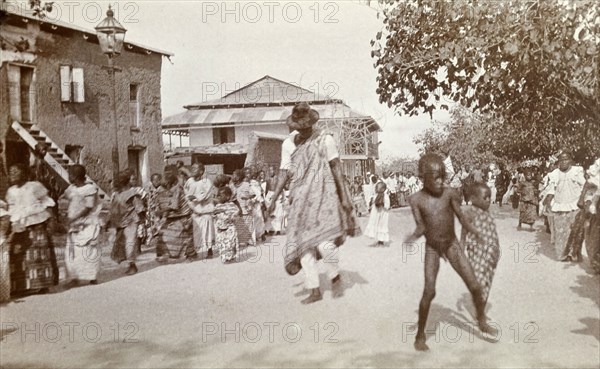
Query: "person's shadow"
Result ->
[[293, 269, 369, 297], [420, 298, 499, 344]]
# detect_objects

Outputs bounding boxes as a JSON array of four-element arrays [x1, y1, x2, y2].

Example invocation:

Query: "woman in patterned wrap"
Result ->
[[6, 163, 58, 294], [155, 170, 198, 262]]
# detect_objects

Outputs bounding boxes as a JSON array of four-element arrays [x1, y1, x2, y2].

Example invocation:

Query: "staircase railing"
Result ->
[[11, 121, 108, 200]]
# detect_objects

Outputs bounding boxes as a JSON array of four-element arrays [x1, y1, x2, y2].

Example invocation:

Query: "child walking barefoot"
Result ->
[[517, 169, 538, 230], [213, 186, 241, 263], [109, 171, 145, 275], [405, 154, 497, 351], [461, 183, 501, 305], [364, 182, 390, 246]]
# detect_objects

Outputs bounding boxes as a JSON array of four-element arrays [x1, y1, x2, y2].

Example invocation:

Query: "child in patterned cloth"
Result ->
[[405, 154, 495, 351], [213, 186, 241, 263], [517, 169, 538, 230], [461, 183, 501, 304]]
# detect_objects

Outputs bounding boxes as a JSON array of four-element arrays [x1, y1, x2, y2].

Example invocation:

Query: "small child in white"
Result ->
[[364, 182, 390, 246]]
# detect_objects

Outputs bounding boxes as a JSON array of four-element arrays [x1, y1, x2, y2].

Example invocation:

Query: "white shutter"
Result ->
[[72, 68, 85, 102], [60, 66, 72, 102], [7, 65, 21, 120]]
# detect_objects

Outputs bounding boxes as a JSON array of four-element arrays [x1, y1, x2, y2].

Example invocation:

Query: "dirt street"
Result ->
[[1, 205, 599, 368]]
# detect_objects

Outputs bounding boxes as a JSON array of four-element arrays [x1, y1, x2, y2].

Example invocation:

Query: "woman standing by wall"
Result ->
[[63, 165, 102, 286], [6, 164, 58, 294]]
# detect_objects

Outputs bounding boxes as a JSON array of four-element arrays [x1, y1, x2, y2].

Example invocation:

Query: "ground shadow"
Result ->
[[227, 340, 358, 368], [569, 273, 600, 342], [1, 338, 218, 368], [235, 247, 259, 263], [489, 203, 520, 221], [0, 326, 18, 342], [293, 270, 369, 297], [572, 317, 600, 342], [532, 218, 560, 262], [418, 303, 498, 345]]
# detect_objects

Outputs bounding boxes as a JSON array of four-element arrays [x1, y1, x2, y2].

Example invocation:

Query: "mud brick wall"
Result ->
[[1, 18, 166, 192]]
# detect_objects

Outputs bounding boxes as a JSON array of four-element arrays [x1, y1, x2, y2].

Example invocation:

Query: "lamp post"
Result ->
[[95, 5, 126, 184]]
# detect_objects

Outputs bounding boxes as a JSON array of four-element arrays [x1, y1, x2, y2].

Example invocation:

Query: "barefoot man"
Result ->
[[268, 102, 359, 304]]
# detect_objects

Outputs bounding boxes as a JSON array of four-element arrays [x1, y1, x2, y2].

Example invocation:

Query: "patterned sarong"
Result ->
[[157, 217, 194, 258], [553, 210, 578, 260], [284, 130, 360, 274], [235, 214, 254, 246], [1, 233, 10, 301], [463, 206, 500, 303], [9, 222, 57, 293], [519, 202, 537, 225], [587, 208, 600, 273], [563, 210, 586, 260], [352, 194, 368, 215]]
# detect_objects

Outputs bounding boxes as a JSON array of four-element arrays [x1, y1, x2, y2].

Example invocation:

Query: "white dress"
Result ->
[[364, 193, 390, 242], [64, 183, 102, 281]]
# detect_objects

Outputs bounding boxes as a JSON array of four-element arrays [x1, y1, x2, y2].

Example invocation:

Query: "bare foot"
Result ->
[[301, 289, 322, 304], [414, 335, 429, 351], [478, 320, 499, 338], [331, 275, 343, 299]]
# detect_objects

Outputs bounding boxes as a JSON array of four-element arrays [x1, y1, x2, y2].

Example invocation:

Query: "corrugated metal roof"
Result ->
[[163, 103, 374, 127], [252, 131, 289, 141], [167, 143, 248, 156], [184, 76, 332, 108]]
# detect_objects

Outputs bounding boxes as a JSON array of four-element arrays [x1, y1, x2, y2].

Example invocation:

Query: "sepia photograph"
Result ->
[[0, 0, 599, 367]]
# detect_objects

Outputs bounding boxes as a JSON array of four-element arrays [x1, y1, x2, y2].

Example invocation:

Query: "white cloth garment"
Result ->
[[300, 240, 339, 290]]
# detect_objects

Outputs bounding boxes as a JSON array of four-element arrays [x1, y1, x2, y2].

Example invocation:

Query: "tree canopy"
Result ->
[[413, 106, 500, 168], [372, 0, 599, 163]]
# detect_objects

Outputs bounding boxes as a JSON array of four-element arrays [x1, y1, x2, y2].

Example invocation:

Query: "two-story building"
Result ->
[[162, 75, 381, 178], [0, 6, 172, 198]]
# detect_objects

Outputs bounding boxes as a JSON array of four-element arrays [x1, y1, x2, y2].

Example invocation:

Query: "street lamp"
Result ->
[[95, 5, 126, 184]]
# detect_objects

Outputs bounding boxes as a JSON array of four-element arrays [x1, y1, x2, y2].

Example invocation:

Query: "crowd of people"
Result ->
[[0, 101, 598, 354], [0, 157, 296, 302]]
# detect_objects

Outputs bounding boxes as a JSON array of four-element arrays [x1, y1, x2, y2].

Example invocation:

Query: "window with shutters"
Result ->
[[129, 84, 140, 127], [8, 64, 36, 122], [59, 65, 85, 103], [212, 124, 235, 144]]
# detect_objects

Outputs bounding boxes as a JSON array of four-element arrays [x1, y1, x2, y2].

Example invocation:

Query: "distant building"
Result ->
[[162, 75, 381, 178], [0, 6, 172, 197]]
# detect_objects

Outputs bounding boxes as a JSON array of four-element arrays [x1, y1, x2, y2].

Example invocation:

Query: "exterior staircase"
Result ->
[[11, 121, 108, 201]]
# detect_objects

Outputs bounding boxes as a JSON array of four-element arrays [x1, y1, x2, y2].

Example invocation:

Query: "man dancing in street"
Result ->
[[268, 102, 359, 304]]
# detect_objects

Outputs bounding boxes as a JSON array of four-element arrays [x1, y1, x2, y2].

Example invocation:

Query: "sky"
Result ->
[[10, 0, 450, 160]]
